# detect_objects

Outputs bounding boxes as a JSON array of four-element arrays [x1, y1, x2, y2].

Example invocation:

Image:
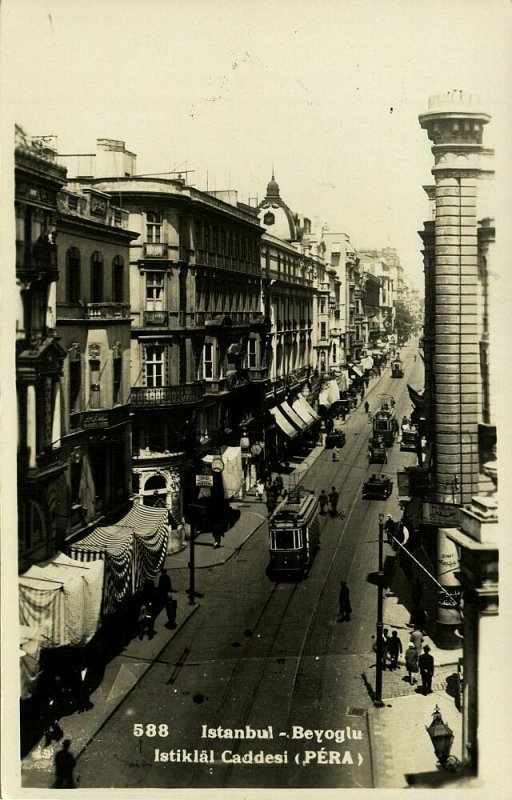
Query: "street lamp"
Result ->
[[374, 512, 385, 707], [426, 705, 457, 767]]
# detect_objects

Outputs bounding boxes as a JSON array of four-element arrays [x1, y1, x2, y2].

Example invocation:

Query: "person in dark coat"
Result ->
[[328, 487, 340, 517], [158, 568, 173, 602], [138, 599, 155, 640], [386, 630, 403, 670], [364, 400, 370, 415], [418, 644, 434, 694], [54, 739, 76, 789], [338, 581, 352, 621]]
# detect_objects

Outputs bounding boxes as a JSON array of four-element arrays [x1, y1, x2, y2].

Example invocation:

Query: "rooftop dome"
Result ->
[[266, 172, 280, 198]]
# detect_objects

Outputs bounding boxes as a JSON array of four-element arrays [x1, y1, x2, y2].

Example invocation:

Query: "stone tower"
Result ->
[[419, 91, 494, 507]]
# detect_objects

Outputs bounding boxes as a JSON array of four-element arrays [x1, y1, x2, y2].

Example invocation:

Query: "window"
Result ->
[[69, 359, 81, 414], [89, 358, 101, 408], [248, 338, 257, 368], [146, 345, 165, 388], [319, 298, 326, 314], [320, 321, 327, 340], [113, 354, 122, 405], [112, 256, 124, 303], [66, 247, 81, 302], [91, 251, 104, 302], [146, 212, 162, 243], [203, 342, 214, 379], [146, 272, 164, 310], [194, 221, 202, 250]]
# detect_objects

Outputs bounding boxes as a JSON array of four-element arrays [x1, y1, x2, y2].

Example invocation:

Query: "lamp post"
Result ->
[[240, 430, 250, 493], [374, 512, 385, 707]]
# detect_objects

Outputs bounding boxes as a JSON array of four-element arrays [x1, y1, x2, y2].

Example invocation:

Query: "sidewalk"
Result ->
[[366, 547, 465, 788]]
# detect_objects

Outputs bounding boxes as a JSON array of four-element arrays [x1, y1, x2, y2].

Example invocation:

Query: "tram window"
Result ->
[[273, 529, 297, 549], [376, 420, 387, 430]]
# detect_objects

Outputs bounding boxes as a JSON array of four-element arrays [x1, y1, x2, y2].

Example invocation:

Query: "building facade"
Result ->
[[56, 185, 137, 541], [15, 127, 68, 573]]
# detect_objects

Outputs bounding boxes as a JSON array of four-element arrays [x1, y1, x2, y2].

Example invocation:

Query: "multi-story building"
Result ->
[[63, 139, 268, 518], [15, 127, 68, 572], [56, 184, 137, 540], [417, 91, 498, 776]]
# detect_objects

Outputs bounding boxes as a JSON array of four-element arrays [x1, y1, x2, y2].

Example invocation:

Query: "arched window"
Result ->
[[112, 256, 124, 302], [91, 251, 104, 302], [66, 247, 81, 302]]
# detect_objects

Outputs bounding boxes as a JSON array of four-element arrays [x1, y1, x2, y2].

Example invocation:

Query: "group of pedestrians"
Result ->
[[138, 567, 178, 639], [319, 487, 340, 517], [372, 622, 435, 694]]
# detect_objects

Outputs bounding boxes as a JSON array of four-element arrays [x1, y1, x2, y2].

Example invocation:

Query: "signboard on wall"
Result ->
[[422, 502, 461, 527]]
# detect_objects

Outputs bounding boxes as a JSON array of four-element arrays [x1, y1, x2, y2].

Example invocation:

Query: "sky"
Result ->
[[2, 0, 511, 289]]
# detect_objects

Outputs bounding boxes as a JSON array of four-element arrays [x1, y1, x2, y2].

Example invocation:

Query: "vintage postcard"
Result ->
[[1, 0, 511, 798]]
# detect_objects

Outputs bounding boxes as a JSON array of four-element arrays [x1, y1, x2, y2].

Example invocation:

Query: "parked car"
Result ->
[[362, 473, 393, 500]]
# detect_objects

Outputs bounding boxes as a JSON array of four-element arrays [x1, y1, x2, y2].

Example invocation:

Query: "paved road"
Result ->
[[75, 349, 424, 789]]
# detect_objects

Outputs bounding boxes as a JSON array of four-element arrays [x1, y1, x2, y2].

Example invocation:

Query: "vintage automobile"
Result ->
[[325, 431, 346, 449], [400, 420, 419, 452], [368, 436, 388, 464], [362, 473, 393, 500]]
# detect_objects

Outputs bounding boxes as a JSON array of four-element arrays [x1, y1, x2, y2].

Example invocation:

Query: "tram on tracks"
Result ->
[[391, 358, 404, 378], [372, 400, 397, 446], [268, 490, 320, 579]]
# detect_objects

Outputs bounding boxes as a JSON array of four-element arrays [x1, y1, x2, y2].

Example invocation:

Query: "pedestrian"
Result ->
[[138, 598, 155, 640], [384, 515, 395, 546], [274, 474, 284, 495], [386, 630, 403, 670], [405, 642, 419, 685], [212, 523, 223, 549], [332, 446, 339, 462], [319, 489, 328, 515], [409, 624, 424, 657], [364, 400, 370, 415], [410, 606, 429, 630], [255, 480, 264, 501], [382, 627, 390, 669], [158, 568, 173, 603], [266, 495, 277, 515], [328, 486, 340, 517], [54, 739, 76, 789], [418, 644, 435, 694], [338, 581, 352, 621], [164, 594, 178, 629]]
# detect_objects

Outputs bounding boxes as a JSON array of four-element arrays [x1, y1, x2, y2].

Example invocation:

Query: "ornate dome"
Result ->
[[258, 172, 297, 241], [266, 173, 280, 198]]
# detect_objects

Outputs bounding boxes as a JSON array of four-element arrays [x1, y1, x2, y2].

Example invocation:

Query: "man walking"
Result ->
[[409, 624, 424, 657], [338, 581, 352, 621], [418, 644, 435, 694], [386, 630, 403, 670], [319, 489, 328, 515], [328, 486, 340, 517], [405, 642, 419, 685]]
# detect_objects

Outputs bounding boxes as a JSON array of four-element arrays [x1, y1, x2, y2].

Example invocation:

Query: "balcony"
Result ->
[[203, 377, 229, 395], [248, 366, 268, 382], [130, 384, 204, 407], [144, 309, 169, 327], [85, 303, 130, 320], [16, 240, 58, 280], [143, 242, 168, 259]]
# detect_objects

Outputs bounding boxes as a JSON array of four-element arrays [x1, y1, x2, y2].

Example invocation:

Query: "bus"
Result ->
[[268, 492, 320, 578]]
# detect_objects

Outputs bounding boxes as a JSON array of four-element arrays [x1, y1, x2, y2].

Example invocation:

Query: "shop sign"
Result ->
[[422, 502, 460, 527], [196, 474, 213, 487]]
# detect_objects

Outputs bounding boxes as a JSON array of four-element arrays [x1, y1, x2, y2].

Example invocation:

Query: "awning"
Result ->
[[407, 384, 425, 410], [69, 504, 169, 615], [348, 363, 364, 379], [281, 400, 307, 432], [270, 406, 299, 439], [291, 398, 314, 427], [295, 394, 320, 422]]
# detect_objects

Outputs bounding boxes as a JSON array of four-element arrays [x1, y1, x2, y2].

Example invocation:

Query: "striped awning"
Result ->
[[69, 504, 169, 615], [280, 400, 308, 431], [270, 406, 299, 439]]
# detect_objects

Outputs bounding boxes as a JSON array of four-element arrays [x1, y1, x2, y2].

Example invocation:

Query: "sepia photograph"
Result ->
[[1, 0, 511, 796]]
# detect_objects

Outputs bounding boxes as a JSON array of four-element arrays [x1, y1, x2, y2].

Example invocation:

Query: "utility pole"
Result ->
[[375, 512, 385, 707]]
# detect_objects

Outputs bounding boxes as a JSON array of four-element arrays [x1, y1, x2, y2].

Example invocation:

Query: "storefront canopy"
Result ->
[[68, 504, 169, 615], [281, 400, 308, 432], [270, 406, 299, 439], [295, 394, 320, 422]]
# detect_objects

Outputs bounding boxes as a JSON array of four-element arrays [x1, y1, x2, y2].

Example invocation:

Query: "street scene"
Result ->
[[2, 1, 508, 797]]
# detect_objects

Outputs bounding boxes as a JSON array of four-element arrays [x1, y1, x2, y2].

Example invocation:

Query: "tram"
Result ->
[[372, 401, 396, 446], [268, 491, 320, 578], [391, 359, 404, 378]]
